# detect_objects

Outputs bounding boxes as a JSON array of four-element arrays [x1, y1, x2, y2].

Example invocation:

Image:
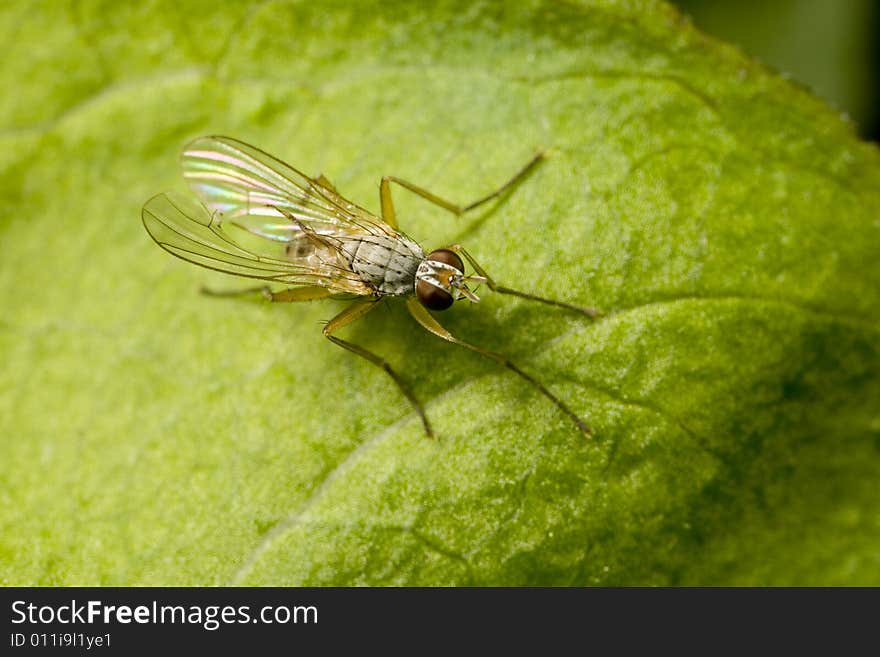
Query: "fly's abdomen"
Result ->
[[342, 235, 423, 296]]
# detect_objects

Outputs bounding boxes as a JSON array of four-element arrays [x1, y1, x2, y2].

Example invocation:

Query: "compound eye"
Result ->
[[416, 280, 454, 310], [427, 249, 464, 272]]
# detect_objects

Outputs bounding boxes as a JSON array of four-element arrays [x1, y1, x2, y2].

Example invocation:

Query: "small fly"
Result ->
[[142, 136, 600, 437]]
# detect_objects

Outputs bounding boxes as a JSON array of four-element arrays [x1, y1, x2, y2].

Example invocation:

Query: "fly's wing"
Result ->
[[142, 191, 372, 294], [141, 135, 402, 294], [180, 135, 394, 241]]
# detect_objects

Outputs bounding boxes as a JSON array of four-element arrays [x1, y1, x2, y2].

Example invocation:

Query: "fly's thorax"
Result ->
[[340, 233, 424, 296], [415, 249, 485, 310]]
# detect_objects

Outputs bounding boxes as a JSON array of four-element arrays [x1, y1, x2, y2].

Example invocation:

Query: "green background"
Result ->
[[1, 0, 879, 585], [676, 0, 877, 136]]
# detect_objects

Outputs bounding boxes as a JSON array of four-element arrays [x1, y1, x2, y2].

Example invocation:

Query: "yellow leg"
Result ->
[[379, 151, 545, 231], [446, 244, 602, 319], [324, 299, 435, 438], [406, 297, 592, 437]]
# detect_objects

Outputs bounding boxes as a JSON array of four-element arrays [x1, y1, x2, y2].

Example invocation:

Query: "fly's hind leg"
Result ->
[[324, 299, 435, 438], [406, 297, 592, 437]]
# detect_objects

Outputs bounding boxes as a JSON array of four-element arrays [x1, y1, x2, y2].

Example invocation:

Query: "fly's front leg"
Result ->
[[324, 299, 435, 438], [201, 284, 334, 303], [379, 151, 545, 230], [406, 298, 592, 437], [447, 244, 601, 319]]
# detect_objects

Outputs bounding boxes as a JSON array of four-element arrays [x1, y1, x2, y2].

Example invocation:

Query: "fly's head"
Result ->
[[415, 249, 487, 311]]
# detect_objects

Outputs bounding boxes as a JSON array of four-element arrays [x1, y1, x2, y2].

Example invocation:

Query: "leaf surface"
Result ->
[[1, 0, 878, 585]]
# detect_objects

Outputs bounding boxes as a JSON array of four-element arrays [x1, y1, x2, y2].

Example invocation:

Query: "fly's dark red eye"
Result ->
[[416, 280, 454, 310], [427, 249, 464, 272]]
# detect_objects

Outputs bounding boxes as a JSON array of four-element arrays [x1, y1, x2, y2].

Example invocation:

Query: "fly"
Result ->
[[142, 136, 601, 438]]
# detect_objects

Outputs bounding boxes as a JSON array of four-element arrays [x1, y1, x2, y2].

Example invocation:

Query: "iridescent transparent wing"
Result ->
[[141, 191, 372, 294], [181, 135, 393, 241]]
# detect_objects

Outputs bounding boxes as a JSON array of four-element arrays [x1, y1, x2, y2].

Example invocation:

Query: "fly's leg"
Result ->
[[201, 286, 433, 435], [446, 244, 601, 319], [200, 285, 334, 303], [406, 298, 592, 437], [325, 299, 435, 438], [379, 151, 545, 230], [377, 155, 600, 316], [201, 286, 433, 436]]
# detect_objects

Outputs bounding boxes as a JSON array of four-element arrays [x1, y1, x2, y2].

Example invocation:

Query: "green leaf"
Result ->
[[2, 0, 878, 586]]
